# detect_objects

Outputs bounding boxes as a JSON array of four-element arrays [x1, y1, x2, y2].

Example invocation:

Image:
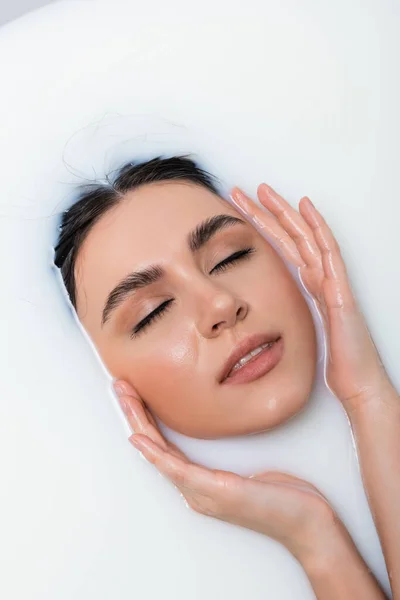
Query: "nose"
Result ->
[[196, 283, 248, 339]]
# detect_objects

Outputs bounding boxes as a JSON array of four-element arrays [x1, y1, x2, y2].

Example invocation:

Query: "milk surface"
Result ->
[[0, 1, 399, 598]]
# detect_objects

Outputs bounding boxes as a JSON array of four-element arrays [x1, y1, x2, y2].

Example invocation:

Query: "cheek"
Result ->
[[237, 246, 296, 310], [113, 332, 204, 420], [271, 274, 317, 386], [249, 260, 317, 355], [136, 344, 192, 392], [247, 263, 298, 317]]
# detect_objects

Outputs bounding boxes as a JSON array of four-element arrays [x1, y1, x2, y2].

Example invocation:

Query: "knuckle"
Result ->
[[170, 468, 186, 487]]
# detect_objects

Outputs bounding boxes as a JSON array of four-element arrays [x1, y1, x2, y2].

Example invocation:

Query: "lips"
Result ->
[[218, 332, 282, 384]]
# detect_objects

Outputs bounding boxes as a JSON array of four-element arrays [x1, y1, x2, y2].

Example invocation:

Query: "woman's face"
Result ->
[[76, 182, 317, 438]]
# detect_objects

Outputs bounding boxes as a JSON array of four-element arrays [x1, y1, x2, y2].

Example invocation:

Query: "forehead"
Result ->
[[75, 181, 234, 319]]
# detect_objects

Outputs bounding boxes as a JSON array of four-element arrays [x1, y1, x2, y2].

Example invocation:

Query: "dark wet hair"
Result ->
[[54, 156, 220, 309]]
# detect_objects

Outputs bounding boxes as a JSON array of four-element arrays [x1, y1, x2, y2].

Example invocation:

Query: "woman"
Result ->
[[55, 156, 400, 598]]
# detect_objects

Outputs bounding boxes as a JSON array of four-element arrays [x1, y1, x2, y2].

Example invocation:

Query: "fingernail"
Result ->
[[230, 189, 249, 210], [306, 197, 315, 208], [229, 193, 241, 209], [113, 381, 125, 397], [129, 435, 141, 449], [113, 382, 130, 416], [261, 183, 277, 195]]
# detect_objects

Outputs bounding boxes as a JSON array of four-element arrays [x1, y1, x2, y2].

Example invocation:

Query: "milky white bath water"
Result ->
[[0, 1, 399, 598]]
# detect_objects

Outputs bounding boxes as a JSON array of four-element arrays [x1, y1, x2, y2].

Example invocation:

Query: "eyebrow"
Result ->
[[101, 214, 246, 326]]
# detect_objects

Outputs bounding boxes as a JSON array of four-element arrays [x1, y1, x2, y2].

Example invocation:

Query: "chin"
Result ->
[[161, 362, 317, 440], [246, 366, 316, 436], [258, 393, 310, 434]]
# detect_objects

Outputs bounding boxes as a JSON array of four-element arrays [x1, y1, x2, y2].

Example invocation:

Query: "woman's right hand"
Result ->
[[114, 380, 387, 598], [114, 380, 337, 564]]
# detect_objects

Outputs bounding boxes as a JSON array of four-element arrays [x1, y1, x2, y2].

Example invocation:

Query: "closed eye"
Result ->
[[130, 247, 256, 338], [210, 247, 256, 274], [130, 299, 174, 338]]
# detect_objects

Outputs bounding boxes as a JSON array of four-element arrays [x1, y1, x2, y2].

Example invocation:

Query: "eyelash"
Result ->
[[130, 247, 256, 338]]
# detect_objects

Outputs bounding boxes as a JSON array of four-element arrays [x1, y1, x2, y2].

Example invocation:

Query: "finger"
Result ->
[[299, 197, 356, 309], [230, 187, 305, 268], [114, 381, 168, 450], [165, 440, 191, 462], [257, 183, 322, 270], [143, 405, 158, 429], [250, 470, 307, 484], [249, 470, 320, 493], [249, 471, 329, 503], [140, 404, 188, 460], [129, 434, 221, 493], [115, 382, 191, 462]]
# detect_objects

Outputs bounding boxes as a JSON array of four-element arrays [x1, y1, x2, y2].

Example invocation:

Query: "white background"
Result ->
[[0, 0, 53, 26], [0, 1, 399, 598]]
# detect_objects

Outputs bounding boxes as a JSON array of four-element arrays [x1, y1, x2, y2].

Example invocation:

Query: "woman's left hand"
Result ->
[[230, 184, 390, 413]]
